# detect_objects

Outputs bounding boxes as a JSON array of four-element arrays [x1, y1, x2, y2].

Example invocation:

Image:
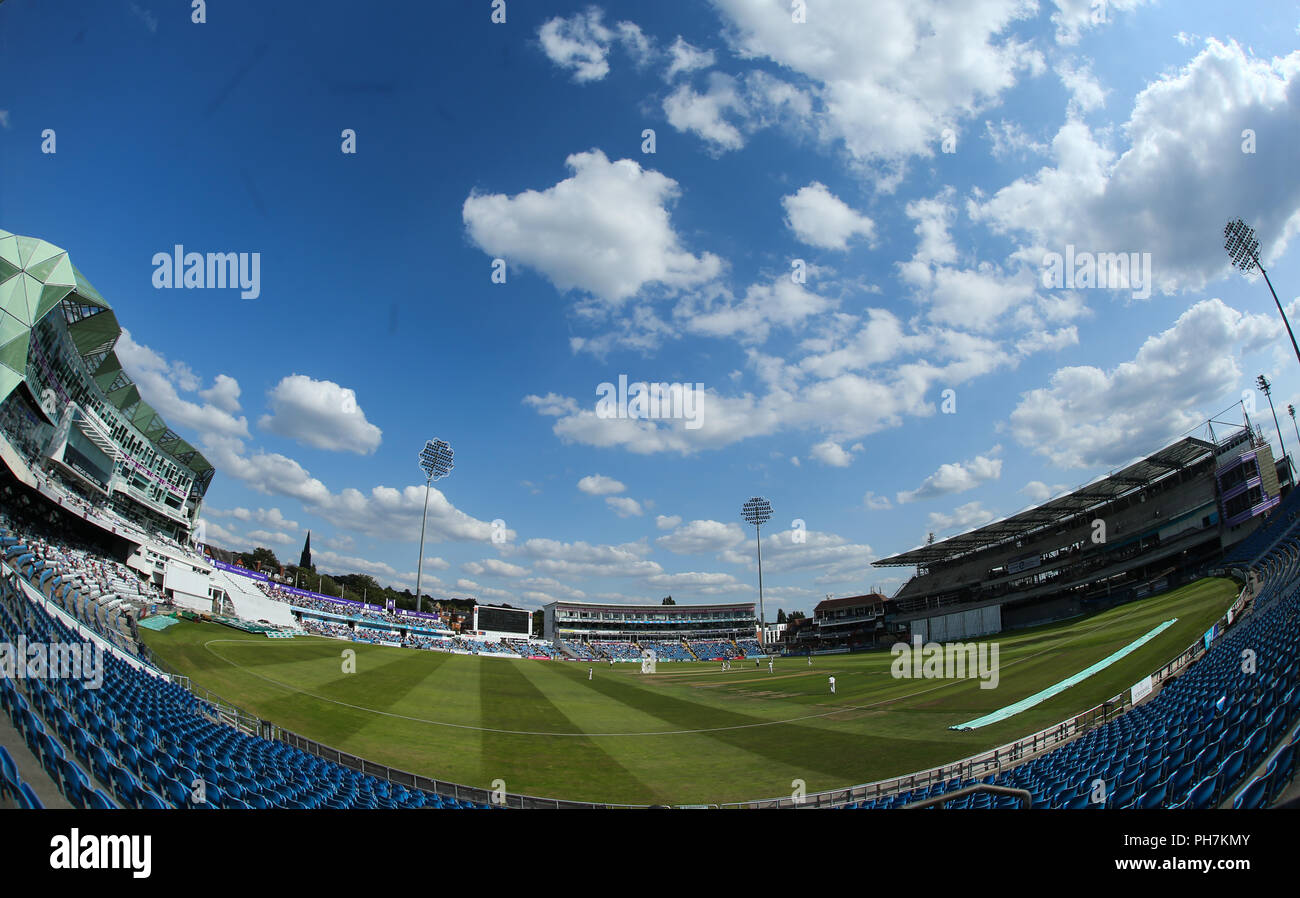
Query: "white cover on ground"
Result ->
[[210, 569, 299, 629]]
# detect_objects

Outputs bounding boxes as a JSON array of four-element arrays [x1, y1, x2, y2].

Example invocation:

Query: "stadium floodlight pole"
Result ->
[[1225, 218, 1300, 367], [415, 438, 455, 615], [741, 497, 773, 646], [1257, 375, 1292, 476], [1290, 404, 1300, 460]]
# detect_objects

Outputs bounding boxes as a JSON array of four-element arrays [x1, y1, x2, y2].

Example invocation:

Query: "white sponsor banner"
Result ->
[[1130, 675, 1154, 704]]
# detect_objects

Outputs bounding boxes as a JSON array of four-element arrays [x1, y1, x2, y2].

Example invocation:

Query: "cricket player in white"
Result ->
[[588, 668, 593, 680], [829, 676, 836, 694], [768, 659, 774, 673]]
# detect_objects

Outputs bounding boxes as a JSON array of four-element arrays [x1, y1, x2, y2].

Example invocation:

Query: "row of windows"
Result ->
[[30, 319, 195, 509]]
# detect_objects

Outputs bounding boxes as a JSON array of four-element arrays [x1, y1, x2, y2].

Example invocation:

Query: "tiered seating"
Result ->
[[592, 641, 644, 661], [846, 524, 1300, 810], [1, 535, 156, 658], [1220, 487, 1300, 566], [0, 556, 495, 810], [638, 640, 694, 662], [688, 639, 739, 660], [737, 638, 764, 656], [560, 641, 597, 661], [0, 745, 47, 809]]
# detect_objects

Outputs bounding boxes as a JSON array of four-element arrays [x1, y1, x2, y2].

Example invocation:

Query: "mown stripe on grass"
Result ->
[[479, 659, 661, 804]]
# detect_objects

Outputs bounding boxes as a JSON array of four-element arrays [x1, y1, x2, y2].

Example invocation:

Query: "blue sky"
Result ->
[[3, 0, 1300, 616]]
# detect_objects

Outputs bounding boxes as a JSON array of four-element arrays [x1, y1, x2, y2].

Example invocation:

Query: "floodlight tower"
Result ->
[[1225, 218, 1300, 367], [415, 439, 454, 614], [1257, 375, 1291, 476], [1289, 404, 1300, 456], [741, 497, 773, 645]]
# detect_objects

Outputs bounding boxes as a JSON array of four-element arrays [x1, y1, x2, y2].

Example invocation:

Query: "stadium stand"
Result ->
[[208, 567, 299, 630], [842, 506, 1300, 809], [0, 533, 496, 809], [688, 639, 741, 660]]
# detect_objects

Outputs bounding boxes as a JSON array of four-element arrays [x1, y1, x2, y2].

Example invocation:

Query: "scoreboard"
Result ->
[[473, 604, 531, 635]]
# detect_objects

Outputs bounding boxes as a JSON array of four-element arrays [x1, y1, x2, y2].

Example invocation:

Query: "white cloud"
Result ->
[[245, 529, 295, 547], [1009, 298, 1278, 468], [927, 501, 997, 536], [1057, 58, 1107, 112], [646, 571, 746, 594], [972, 40, 1300, 295], [662, 70, 812, 155], [207, 506, 299, 531], [720, 529, 876, 585], [513, 538, 662, 579], [782, 182, 876, 250], [656, 519, 746, 555], [605, 496, 645, 517], [114, 329, 249, 442], [259, 374, 382, 455], [663, 72, 747, 152], [199, 374, 242, 414], [463, 149, 722, 306], [897, 449, 1003, 503], [665, 36, 715, 80], [677, 275, 835, 344], [1049, 0, 1151, 46], [863, 491, 892, 511], [985, 119, 1048, 161], [537, 8, 652, 82], [463, 558, 529, 578], [577, 474, 626, 496], [809, 439, 854, 468], [711, 0, 1044, 181], [655, 514, 682, 530], [1021, 480, 1069, 502]]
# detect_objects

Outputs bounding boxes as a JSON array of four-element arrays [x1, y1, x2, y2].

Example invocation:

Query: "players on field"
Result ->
[[829, 676, 836, 694]]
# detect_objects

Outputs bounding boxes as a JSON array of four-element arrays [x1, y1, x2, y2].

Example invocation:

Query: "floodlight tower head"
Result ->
[[419, 438, 454, 483], [742, 496, 773, 529], [1225, 218, 1261, 272], [1257, 374, 1271, 396]]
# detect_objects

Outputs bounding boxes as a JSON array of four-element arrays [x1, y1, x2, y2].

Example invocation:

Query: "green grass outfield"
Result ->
[[140, 577, 1238, 805]]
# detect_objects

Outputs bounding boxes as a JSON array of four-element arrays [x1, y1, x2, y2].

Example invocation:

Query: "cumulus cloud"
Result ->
[[463, 150, 722, 306], [782, 182, 876, 250], [897, 449, 1003, 503], [605, 496, 645, 517], [656, 519, 746, 555], [114, 329, 249, 442], [537, 8, 652, 82], [664, 35, 715, 80], [809, 439, 855, 467], [972, 40, 1300, 295], [1009, 298, 1278, 468], [927, 501, 998, 536], [1049, 0, 1152, 45], [1021, 480, 1069, 502], [676, 275, 835, 344], [662, 70, 812, 155], [577, 474, 626, 496], [259, 374, 382, 455], [711, 0, 1044, 182]]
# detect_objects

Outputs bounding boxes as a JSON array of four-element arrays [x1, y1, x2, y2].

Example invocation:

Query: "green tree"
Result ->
[[662, 595, 676, 605]]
